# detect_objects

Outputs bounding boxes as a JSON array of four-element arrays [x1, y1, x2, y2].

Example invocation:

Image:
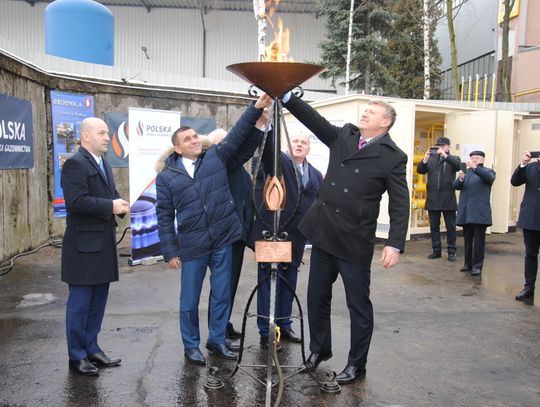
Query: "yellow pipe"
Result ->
[[474, 74, 480, 106], [512, 87, 540, 99], [412, 198, 426, 209], [467, 75, 472, 102], [460, 76, 465, 102], [483, 74, 488, 104], [414, 183, 427, 193]]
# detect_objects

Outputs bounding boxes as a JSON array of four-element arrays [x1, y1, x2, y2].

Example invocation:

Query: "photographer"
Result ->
[[511, 150, 540, 301], [453, 151, 496, 276], [417, 137, 461, 262]]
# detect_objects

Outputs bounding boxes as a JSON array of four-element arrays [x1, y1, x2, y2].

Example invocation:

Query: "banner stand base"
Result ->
[[128, 255, 164, 267]]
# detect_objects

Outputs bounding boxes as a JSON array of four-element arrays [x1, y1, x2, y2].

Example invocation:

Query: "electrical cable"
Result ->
[[0, 239, 62, 277], [0, 226, 131, 277]]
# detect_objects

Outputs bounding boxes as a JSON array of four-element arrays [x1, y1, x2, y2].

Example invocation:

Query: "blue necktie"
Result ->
[[98, 158, 108, 181]]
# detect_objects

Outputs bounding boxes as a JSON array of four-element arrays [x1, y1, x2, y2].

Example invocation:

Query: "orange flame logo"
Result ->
[[111, 121, 129, 159]]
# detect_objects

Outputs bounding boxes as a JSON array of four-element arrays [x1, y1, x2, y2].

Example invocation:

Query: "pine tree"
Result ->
[[318, 0, 398, 95]]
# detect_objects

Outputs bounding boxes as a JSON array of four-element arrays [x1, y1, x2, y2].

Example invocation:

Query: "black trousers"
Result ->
[[428, 210, 457, 255], [307, 246, 372, 368], [523, 229, 540, 290], [462, 224, 487, 270]]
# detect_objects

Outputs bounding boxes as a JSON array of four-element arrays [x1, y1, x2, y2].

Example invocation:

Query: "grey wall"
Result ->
[[0, 51, 252, 262]]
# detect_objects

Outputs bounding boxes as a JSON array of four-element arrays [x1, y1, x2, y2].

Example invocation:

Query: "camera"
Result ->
[[529, 151, 540, 158], [460, 162, 467, 172], [429, 146, 439, 158]]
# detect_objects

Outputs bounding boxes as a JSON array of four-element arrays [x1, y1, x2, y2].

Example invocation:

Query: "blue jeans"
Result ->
[[179, 245, 232, 349]]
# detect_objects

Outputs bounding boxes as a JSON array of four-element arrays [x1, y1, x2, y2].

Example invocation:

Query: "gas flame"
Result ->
[[262, 1, 293, 62]]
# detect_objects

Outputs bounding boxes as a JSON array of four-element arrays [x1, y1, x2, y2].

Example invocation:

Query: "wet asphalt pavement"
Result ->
[[0, 232, 539, 407]]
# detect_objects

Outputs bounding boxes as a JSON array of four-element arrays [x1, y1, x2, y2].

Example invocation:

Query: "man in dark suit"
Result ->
[[453, 151, 496, 276], [250, 132, 323, 349], [61, 117, 129, 376], [511, 150, 540, 300], [417, 137, 461, 261], [282, 93, 409, 384]]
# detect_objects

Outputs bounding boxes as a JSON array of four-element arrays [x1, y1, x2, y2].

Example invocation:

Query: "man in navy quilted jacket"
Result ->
[[156, 95, 271, 365]]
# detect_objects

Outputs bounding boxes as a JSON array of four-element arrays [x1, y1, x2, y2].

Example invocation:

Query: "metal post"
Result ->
[[265, 264, 278, 406]]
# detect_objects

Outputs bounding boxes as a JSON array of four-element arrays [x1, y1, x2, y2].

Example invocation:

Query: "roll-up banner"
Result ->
[[50, 91, 94, 217], [128, 107, 181, 262], [0, 93, 34, 169]]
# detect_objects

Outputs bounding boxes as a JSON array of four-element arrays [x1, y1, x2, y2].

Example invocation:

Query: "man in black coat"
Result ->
[[61, 117, 129, 376], [282, 93, 409, 384], [453, 151, 496, 276], [417, 137, 461, 261], [511, 150, 540, 300]]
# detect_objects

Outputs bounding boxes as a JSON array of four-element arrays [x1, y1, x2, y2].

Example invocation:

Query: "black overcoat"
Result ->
[[511, 162, 540, 231], [61, 147, 121, 285], [283, 95, 410, 265], [417, 153, 461, 210]]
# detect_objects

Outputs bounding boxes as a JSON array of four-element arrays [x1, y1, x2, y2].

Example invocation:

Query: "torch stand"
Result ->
[[224, 62, 327, 407]]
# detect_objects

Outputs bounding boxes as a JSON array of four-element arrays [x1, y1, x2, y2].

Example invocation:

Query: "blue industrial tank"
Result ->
[[45, 0, 114, 66]]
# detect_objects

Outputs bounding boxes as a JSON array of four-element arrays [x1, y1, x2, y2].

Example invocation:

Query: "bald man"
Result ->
[[61, 117, 129, 376]]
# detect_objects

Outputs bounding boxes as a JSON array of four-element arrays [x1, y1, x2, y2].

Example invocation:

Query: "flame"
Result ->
[[263, 17, 293, 62]]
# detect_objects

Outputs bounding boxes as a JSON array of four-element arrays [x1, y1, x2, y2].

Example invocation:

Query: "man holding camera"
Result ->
[[511, 150, 540, 301], [453, 151, 496, 276], [417, 137, 461, 262]]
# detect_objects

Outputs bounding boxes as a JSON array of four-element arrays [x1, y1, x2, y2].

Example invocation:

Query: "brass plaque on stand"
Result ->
[[255, 241, 292, 263]]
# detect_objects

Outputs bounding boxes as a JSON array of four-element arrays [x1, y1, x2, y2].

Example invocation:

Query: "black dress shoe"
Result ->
[[88, 351, 121, 367], [184, 348, 206, 365], [260, 336, 283, 352], [226, 338, 240, 352], [304, 351, 332, 372], [280, 329, 301, 343], [448, 254, 457, 262], [336, 365, 366, 384], [427, 253, 441, 259], [459, 265, 471, 272], [69, 358, 99, 376], [226, 323, 242, 340], [470, 268, 482, 276], [515, 287, 535, 301], [206, 342, 238, 360]]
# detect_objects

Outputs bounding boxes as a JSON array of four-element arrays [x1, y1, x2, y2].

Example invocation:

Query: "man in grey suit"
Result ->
[[61, 117, 129, 375]]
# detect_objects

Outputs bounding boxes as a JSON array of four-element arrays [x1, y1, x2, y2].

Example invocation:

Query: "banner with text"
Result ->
[[0, 93, 34, 169], [51, 90, 94, 217], [129, 107, 181, 261]]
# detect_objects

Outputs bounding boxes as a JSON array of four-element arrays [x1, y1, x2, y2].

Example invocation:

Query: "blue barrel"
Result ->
[[45, 0, 114, 66]]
